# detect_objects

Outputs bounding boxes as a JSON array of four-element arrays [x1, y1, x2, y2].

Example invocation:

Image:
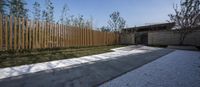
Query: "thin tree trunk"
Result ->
[[179, 33, 187, 46]]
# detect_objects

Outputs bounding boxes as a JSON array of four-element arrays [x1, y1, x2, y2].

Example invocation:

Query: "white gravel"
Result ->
[[99, 50, 200, 87]]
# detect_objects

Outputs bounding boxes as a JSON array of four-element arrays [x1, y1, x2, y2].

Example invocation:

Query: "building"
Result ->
[[121, 22, 200, 46]]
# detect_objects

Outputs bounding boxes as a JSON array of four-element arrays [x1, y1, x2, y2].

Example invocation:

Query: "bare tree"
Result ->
[[33, 1, 41, 21], [108, 11, 126, 32], [99, 26, 111, 32], [8, 0, 28, 18], [0, 0, 8, 14], [169, 0, 200, 45], [43, 0, 54, 23], [60, 3, 70, 25]]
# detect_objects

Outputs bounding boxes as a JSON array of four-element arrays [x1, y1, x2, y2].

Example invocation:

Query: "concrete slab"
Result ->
[[99, 50, 200, 87]]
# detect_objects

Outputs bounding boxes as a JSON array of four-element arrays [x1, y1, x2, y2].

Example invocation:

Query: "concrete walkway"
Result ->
[[100, 50, 200, 87], [0, 46, 173, 87]]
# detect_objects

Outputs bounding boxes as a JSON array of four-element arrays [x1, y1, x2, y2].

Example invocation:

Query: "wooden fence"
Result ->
[[0, 14, 119, 51]]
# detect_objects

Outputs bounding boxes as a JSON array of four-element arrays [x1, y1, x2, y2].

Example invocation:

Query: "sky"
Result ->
[[26, 0, 180, 28]]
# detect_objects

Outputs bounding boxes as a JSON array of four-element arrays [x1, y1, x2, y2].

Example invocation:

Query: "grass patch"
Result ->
[[0, 45, 124, 68]]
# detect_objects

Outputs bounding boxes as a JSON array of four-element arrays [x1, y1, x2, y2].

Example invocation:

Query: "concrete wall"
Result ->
[[120, 30, 200, 46], [148, 30, 200, 46], [120, 33, 135, 45]]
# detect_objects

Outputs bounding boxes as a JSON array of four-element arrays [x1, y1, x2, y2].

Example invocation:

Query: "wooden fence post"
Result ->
[[25, 19, 29, 49], [0, 14, 2, 50], [9, 16, 12, 50], [21, 18, 25, 49]]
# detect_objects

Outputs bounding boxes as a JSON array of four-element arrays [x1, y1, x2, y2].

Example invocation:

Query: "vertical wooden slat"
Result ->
[[32, 21, 35, 49], [5, 16, 8, 50], [57, 24, 60, 47], [18, 18, 21, 49], [29, 20, 32, 49], [85, 29, 87, 46], [9, 16, 12, 49], [48, 22, 50, 48], [69, 27, 71, 47], [38, 21, 41, 48], [61, 24, 63, 47], [77, 28, 79, 47], [53, 23, 55, 48], [66, 25, 68, 47], [46, 22, 49, 48], [43, 22, 45, 48], [71, 28, 75, 47], [86, 28, 89, 46], [67, 27, 69, 47], [36, 20, 39, 49], [76, 28, 78, 47], [35, 20, 38, 49], [51, 23, 53, 48], [39, 21, 42, 49], [80, 28, 82, 47], [74, 28, 75, 47], [88, 29, 90, 46], [64, 25, 66, 47], [40, 21, 43, 48], [60, 24, 62, 48], [91, 29, 93, 46], [78, 28, 81, 47], [94, 30, 96, 46], [74, 28, 76, 47], [84, 28, 86, 46], [44, 22, 46, 48], [41, 22, 44, 48], [56, 24, 58, 47], [66, 26, 68, 47], [14, 17, 17, 50], [52, 23, 54, 48], [41, 21, 43, 48], [70, 27, 72, 47], [47, 22, 49, 48], [93, 30, 95, 46], [62, 24, 64, 47], [25, 19, 29, 49], [59, 24, 61, 48], [58, 24, 60, 47], [21, 18, 25, 49], [90, 29, 92, 46], [48, 23, 50, 48], [54, 23, 56, 48], [80, 28, 83, 47], [0, 14, 2, 50], [58, 24, 61, 47], [56, 24, 58, 48], [63, 25, 65, 47]]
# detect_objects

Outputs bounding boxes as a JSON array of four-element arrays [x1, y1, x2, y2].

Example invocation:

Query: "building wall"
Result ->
[[120, 33, 135, 45], [148, 30, 200, 46]]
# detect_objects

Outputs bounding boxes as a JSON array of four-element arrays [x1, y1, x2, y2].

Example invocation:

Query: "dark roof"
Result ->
[[123, 22, 175, 32]]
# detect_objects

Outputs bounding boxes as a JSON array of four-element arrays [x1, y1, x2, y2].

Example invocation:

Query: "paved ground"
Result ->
[[0, 46, 173, 87], [100, 50, 200, 87]]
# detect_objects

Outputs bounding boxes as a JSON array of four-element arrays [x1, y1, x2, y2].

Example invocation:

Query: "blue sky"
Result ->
[[26, 0, 180, 28]]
